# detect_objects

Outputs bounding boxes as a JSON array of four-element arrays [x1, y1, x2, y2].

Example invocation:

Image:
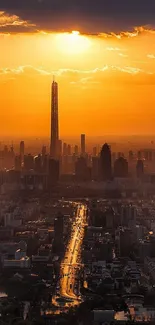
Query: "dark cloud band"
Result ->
[[0, 0, 155, 33]]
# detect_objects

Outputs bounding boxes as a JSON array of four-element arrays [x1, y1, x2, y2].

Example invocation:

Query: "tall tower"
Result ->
[[20, 141, 25, 162], [50, 80, 59, 158], [81, 134, 85, 156], [100, 143, 112, 181]]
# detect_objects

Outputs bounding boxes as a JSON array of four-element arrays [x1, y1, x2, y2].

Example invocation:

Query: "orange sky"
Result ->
[[0, 19, 155, 137]]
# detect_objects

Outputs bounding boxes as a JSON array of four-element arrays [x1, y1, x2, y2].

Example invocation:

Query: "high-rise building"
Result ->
[[99, 143, 112, 181], [48, 158, 59, 186], [67, 144, 71, 156], [81, 134, 85, 156], [114, 157, 128, 178], [63, 143, 67, 156], [137, 150, 142, 160], [42, 146, 46, 158], [34, 155, 42, 173], [75, 157, 91, 181], [92, 157, 99, 181], [57, 140, 62, 157], [50, 80, 59, 158], [14, 155, 21, 171], [129, 150, 134, 161], [93, 146, 97, 157], [24, 154, 34, 171], [74, 145, 79, 156], [42, 155, 49, 173], [136, 159, 144, 179], [20, 141, 25, 161]]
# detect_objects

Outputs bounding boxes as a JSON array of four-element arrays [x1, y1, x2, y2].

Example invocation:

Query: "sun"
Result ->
[[71, 30, 80, 36], [55, 31, 91, 55]]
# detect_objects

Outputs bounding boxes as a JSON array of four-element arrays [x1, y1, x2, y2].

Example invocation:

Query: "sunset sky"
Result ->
[[1, 1, 155, 138]]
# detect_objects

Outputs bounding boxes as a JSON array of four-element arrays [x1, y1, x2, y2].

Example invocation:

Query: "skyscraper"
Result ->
[[24, 154, 34, 171], [100, 143, 112, 181], [136, 159, 144, 179], [74, 145, 79, 156], [14, 155, 21, 171], [20, 141, 25, 161], [63, 143, 67, 156], [49, 158, 60, 186], [114, 157, 128, 178], [50, 80, 59, 158], [67, 144, 71, 156], [81, 134, 85, 156]]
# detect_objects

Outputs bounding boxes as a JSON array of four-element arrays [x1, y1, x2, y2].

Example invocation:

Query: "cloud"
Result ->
[[0, 64, 149, 77], [147, 54, 155, 59], [0, 7, 155, 38], [118, 53, 128, 58], [0, 65, 155, 87], [98, 26, 155, 40], [71, 76, 100, 86], [1, 1, 155, 33], [0, 65, 51, 76], [106, 47, 121, 51], [0, 11, 35, 31]]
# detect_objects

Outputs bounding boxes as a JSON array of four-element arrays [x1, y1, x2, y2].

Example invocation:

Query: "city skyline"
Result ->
[[1, 3, 155, 324]]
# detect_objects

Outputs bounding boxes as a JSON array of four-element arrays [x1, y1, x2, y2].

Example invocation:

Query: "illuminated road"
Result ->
[[52, 203, 87, 309]]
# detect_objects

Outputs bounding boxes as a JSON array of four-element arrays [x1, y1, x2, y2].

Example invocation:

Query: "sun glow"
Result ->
[[72, 30, 80, 36], [56, 31, 91, 55]]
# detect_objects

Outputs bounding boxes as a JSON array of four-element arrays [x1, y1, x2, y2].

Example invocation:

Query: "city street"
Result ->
[[53, 203, 87, 308]]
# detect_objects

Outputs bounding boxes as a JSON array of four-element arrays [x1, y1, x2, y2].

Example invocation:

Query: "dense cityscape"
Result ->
[[0, 80, 155, 325]]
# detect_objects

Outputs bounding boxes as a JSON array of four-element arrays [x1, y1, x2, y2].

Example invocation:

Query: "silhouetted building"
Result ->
[[57, 140, 62, 156], [49, 158, 59, 186], [136, 159, 144, 179], [74, 145, 79, 156], [117, 152, 123, 159], [7, 170, 21, 184], [137, 150, 142, 160], [114, 157, 128, 178], [92, 157, 99, 180], [50, 80, 59, 158], [24, 154, 34, 171], [42, 155, 49, 173], [0, 171, 4, 186], [14, 155, 21, 171], [63, 142, 67, 156], [21, 173, 47, 191], [42, 145, 46, 158], [93, 146, 97, 157], [99, 143, 112, 181], [67, 144, 71, 156], [149, 150, 153, 161], [34, 155, 42, 173], [81, 134, 86, 156], [75, 157, 91, 181], [129, 150, 134, 161], [20, 141, 25, 161], [144, 150, 149, 161]]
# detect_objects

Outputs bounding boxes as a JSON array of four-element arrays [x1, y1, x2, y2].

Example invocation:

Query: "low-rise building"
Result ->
[[3, 256, 30, 268]]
